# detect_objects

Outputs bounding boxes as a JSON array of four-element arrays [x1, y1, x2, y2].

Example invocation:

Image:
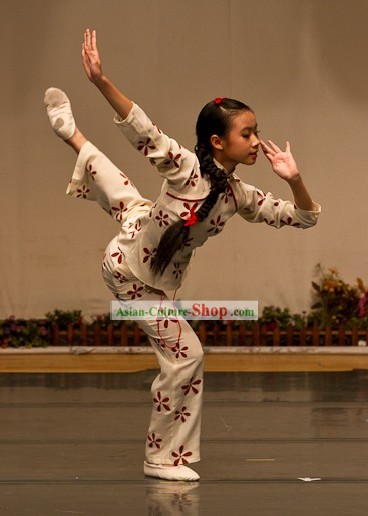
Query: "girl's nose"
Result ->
[[252, 135, 260, 147]]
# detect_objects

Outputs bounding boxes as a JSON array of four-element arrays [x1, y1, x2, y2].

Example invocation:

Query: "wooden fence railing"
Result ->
[[49, 322, 368, 347]]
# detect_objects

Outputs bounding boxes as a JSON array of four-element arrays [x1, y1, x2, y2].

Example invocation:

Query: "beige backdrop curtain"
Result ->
[[1, 0, 367, 319]]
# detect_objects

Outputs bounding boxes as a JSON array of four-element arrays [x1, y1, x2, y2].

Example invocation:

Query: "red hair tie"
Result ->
[[184, 212, 198, 227], [214, 97, 224, 105]]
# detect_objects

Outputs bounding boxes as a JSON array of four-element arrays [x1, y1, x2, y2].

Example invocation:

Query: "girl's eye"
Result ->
[[242, 130, 260, 138]]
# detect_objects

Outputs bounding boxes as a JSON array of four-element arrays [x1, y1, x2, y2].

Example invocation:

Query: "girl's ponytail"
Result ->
[[150, 97, 252, 278]]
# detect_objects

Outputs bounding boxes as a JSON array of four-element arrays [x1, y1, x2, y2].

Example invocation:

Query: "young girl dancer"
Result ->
[[44, 29, 320, 481]]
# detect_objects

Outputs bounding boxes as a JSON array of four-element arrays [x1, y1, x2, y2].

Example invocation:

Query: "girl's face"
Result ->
[[213, 110, 260, 171]]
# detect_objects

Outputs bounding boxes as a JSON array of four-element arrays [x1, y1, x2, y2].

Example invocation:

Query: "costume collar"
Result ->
[[213, 158, 235, 178]]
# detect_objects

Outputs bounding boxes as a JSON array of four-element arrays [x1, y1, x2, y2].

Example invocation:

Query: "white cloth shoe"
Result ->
[[44, 87, 76, 140], [143, 461, 200, 481]]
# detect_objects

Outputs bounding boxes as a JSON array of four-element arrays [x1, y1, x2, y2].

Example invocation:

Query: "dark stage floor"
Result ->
[[1, 370, 368, 515]]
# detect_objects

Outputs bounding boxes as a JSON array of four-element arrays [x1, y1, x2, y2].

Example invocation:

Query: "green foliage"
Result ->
[[259, 306, 293, 329], [44, 309, 83, 328]]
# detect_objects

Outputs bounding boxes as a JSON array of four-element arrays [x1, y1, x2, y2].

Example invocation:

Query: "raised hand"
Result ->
[[260, 139, 300, 183], [82, 28, 104, 84]]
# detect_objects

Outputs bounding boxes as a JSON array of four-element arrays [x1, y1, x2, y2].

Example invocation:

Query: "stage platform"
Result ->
[[1, 369, 368, 515]]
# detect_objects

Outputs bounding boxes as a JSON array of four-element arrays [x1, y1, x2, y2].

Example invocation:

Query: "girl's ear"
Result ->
[[210, 134, 224, 151]]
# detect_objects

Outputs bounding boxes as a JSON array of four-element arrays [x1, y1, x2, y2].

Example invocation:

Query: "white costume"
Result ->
[[67, 102, 321, 465]]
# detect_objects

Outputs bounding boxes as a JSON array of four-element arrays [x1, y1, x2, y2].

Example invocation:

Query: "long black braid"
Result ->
[[150, 98, 252, 278]]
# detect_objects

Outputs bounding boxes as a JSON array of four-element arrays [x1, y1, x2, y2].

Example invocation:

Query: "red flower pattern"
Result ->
[[207, 215, 225, 234], [127, 219, 142, 239], [162, 150, 182, 169], [157, 315, 179, 329], [184, 169, 199, 187], [143, 247, 157, 265], [153, 391, 170, 412], [127, 284, 144, 300], [155, 210, 170, 227], [172, 342, 189, 359], [256, 190, 266, 206], [87, 164, 97, 181], [220, 185, 234, 204], [174, 406, 191, 423], [171, 445, 193, 466], [281, 217, 301, 227], [111, 247, 124, 264], [76, 185, 90, 199], [111, 201, 128, 222], [137, 138, 156, 156], [172, 262, 182, 279], [181, 377, 202, 396], [113, 272, 128, 284], [147, 432, 162, 449], [179, 202, 199, 218]]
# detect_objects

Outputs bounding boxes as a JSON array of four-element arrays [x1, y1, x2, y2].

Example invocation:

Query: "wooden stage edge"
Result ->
[[1, 348, 368, 372]]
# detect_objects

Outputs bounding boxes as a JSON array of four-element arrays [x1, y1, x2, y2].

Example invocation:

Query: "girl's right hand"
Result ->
[[82, 28, 104, 84]]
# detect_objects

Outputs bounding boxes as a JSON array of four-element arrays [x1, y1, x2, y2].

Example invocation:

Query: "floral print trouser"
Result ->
[[102, 239, 204, 466]]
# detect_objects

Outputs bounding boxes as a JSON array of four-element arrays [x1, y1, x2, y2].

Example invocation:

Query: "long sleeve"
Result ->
[[236, 180, 321, 228], [114, 103, 197, 187]]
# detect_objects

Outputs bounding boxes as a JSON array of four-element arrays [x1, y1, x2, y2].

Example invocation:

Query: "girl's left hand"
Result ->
[[82, 28, 104, 84], [260, 139, 300, 182]]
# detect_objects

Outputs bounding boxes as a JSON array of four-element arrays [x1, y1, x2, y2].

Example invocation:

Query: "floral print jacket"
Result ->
[[68, 103, 321, 290]]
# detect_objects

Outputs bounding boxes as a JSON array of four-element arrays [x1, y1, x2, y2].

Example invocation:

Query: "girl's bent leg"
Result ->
[[101, 247, 204, 472], [138, 312, 204, 467]]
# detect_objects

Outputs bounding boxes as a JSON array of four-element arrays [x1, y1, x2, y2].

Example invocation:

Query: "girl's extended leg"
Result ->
[[44, 87, 152, 219]]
